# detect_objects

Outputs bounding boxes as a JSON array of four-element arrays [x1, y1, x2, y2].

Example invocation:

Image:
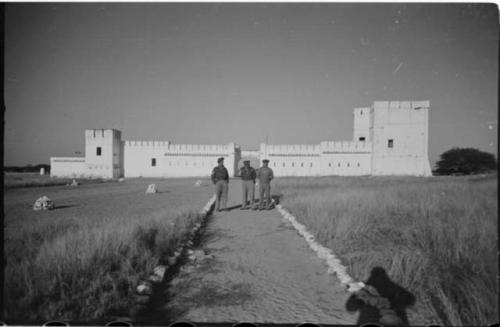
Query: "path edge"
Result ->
[[274, 203, 365, 293], [128, 194, 216, 319]]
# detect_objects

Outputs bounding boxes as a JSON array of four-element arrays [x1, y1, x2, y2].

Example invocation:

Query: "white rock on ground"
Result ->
[[33, 196, 54, 211], [136, 282, 153, 295], [145, 184, 157, 194]]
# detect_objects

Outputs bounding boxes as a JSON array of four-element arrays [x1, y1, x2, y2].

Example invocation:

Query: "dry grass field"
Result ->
[[4, 172, 108, 189], [4, 177, 213, 323], [274, 174, 497, 326]]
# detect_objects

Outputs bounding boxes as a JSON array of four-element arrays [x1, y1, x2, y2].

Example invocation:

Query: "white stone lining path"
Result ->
[[275, 204, 365, 294], [158, 181, 359, 324], [133, 194, 217, 313]]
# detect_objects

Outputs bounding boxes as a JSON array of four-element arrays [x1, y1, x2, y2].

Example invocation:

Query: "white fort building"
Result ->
[[50, 101, 432, 178]]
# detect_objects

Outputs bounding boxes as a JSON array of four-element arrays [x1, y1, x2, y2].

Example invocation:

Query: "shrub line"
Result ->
[[129, 194, 216, 319]]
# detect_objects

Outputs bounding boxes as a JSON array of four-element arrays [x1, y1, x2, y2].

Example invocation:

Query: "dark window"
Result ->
[[359, 137, 366, 141], [151, 158, 156, 167], [329, 163, 331, 167], [338, 163, 340, 167], [347, 162, 350, 167], [274, 162, 276, 167], [292, 162, 294, 167], [310, 163, 313, 167], [96, 147, 102, 156], [357, 163, 360, 167], [360, 110, 363, 115], [388, 139, 394, 148], [301, 163, 304, 167], [283, 162, 286, 167]]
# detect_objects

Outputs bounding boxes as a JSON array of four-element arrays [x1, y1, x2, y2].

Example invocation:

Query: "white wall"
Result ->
[[259, 142, 372, 176], [320, 153, 372, 176], [50, 157, 86, 178], [123, 142, 237, 178], [49, 100, 432, 179], [84, 129, 122, 178], [371, 101, 432, 176], [353, 107, 371, 141]]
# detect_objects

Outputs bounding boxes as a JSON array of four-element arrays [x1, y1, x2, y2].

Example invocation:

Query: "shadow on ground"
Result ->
[[345, 267, 416, 326], [53, 204, 78, 210], [142, 254, 253, 322]]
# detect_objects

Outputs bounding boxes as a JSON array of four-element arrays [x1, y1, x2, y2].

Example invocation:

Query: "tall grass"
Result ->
[[275, 175, 497, 326], [5, 206, 205, 322], [4, 172, 110, 189]]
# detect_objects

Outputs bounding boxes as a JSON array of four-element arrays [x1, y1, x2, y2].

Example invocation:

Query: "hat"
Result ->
[[243, 160, 250, 164], [263, 159, 269, 163], [217, 157, 224, 163]]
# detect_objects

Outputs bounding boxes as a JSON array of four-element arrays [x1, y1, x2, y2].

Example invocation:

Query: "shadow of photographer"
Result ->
[[346, 267, 416, 326]]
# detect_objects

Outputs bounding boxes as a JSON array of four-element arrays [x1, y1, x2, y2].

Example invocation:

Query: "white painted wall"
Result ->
[[320, 153, 372, 176], [50, 157, 86, 177], [261, 142, 372, 176], [84, 129, 122, 178], [353, 107, 371, 142], [371, 101, 432, 176], [123, 142, 236, 178], [48, 100, 432, 178]]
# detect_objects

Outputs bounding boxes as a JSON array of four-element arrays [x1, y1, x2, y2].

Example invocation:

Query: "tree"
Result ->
[[435, 147, 497, 175]]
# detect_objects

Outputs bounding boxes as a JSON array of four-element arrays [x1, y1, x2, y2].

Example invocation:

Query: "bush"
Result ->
[[435, 148, 496, 175]]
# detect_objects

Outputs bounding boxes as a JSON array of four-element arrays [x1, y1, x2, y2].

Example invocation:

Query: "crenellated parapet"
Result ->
[[320, 141, 372, 153], [125, 140, 170, 147], [373, 100, 430, 110], [262, 144, 321, 156], [124, 141, 233, 155]]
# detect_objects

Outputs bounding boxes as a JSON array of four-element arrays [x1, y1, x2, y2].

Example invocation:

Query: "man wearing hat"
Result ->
[[239, 160, 256, 209], [255, 159, 274, 210], [211, 157, 229, 211]]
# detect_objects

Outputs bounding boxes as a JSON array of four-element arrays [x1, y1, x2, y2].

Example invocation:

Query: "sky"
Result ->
[[4, 3, 498, 167]]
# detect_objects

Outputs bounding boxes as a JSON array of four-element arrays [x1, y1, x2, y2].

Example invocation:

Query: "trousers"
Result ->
[[214, 180, 228, 210], [259, 183, 272, 208], [241, 180, 255, 207]]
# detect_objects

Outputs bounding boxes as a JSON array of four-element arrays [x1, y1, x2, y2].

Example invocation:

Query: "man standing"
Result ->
[[211, 157, 229, 212], [255, 159, 274, 210], [239, 160, 256, 210]]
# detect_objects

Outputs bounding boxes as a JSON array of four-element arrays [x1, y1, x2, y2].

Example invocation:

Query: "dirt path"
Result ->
[[154, 180, 358, 324]]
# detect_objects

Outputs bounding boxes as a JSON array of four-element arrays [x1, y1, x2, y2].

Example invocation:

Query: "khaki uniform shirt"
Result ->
[[257, 167, 274, 184], [240, 166, 256, 181], [211, 166, 229, 184]]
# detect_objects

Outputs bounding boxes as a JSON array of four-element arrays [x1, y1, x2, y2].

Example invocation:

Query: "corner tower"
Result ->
[[85, 129, 123, 178], [370, 101, 432, 176], [353, 107, 372, 142]]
